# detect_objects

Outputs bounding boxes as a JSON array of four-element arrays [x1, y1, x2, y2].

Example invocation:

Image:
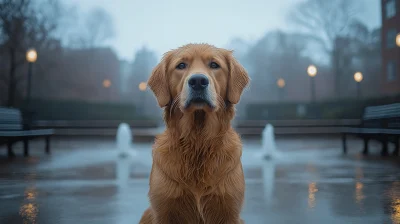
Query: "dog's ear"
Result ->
[[147, 52, 172, 107], [226, 51, 250, 104]]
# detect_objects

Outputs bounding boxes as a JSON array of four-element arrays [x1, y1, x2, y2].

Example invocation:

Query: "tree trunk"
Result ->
[[7, 48, 16, 107]]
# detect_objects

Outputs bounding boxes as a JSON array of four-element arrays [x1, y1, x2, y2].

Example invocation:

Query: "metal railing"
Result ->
[[234, 119, 361, 135], [31, 120, 163, 137]]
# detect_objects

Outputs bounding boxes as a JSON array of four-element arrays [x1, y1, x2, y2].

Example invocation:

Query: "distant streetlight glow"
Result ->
[[354, 72, 363, 83], [26, 49, 37, 63], [396, 33, 400, 47], [277, 78, 285, 88], [354, 72, 363, 99], [277, 78, 285, 100], [307, 65, 317, 77], [139, 82, 147, 91], [307, 65, 317, 102], [103, 79, 111, 88]]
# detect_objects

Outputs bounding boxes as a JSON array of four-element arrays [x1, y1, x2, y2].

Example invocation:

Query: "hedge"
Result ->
[[19, 99, 155, 121], [245, 94, 400, 120]]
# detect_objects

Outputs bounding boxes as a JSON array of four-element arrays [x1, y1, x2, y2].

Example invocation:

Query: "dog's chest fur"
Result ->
[[178, 136, 225, 187], [155, 134, 236, 192], [155, 110, 240, 191]]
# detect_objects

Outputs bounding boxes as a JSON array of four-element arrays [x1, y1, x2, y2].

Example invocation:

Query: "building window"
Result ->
[[386, 0, 396, 19], [387, 29, 397, 48], [387, 60, 397, 81]]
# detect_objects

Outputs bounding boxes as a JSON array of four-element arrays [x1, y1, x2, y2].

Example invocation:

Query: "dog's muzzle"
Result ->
[[184, 74, 213, 109]]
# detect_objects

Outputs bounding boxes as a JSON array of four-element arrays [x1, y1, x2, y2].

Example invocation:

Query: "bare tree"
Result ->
[[244, 30, 313, 102], [68, 7, 115, 48], [288, 0, 360, 54], [0, 0, 64, 107], [288, 0, 362, 97], [85, 8, 115, 47]]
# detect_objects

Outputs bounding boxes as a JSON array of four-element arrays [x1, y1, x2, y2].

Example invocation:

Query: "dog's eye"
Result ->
[[176, 63, 187, 70], [210, 62, 220, 69]]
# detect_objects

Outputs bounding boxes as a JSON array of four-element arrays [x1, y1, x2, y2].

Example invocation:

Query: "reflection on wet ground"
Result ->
[[0, 136, 400, 224]]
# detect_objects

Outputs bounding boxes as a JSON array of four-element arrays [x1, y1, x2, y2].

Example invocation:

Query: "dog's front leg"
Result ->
[[201, 166, 245, 224], [150, 195, 202, 224], [148, 167, 202, 224], [201, 193, 244, 224]]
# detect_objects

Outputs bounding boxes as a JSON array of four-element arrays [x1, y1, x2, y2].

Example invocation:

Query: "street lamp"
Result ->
[[26, 49, 37, 63], [138, 82, 147, 115], [25, 48, 38, 130], [354, 72, 363, 99], [396, 33, 400, 47], [103, 79, 111, 88], [26, 49, 37, 105], [277, 78, 285, 100], [139, 82, 147, 91], [307, 65, 317, 102]]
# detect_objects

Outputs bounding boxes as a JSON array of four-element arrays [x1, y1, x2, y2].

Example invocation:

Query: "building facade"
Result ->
[[381, 0, 400, 95], [35, 47, 121, 103]]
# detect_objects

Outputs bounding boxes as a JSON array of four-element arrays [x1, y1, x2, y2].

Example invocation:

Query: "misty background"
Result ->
[[0, 0, 394, 121]]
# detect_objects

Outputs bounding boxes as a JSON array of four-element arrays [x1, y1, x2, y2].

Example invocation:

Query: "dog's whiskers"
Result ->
[[169, 95, 180, 118], [217, 95, 226, 109]]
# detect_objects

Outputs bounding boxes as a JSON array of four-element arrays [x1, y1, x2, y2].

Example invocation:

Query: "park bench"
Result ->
[[0, 107, 54, 157], [341, 103, 400, 156]]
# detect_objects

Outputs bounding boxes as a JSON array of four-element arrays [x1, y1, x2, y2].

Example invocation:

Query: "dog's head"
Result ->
[[147, 44, 249, 114]]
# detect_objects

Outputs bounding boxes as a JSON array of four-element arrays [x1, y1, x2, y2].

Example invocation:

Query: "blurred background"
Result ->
[[2, 1, 400, 224], [1, 0, 397, 123]]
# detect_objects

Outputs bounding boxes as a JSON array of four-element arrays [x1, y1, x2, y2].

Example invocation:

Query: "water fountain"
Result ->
[[116, 123, 136, 185], [116, 123, 135, 158], [258, 124, 280, 205], [260, 124, 280, 159]]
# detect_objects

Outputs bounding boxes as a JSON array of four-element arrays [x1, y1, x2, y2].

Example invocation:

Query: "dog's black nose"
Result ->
[[188, 74, 209, 90]]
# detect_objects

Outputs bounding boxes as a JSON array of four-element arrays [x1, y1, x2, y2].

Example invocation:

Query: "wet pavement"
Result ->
[[1, 136, 400, 224]]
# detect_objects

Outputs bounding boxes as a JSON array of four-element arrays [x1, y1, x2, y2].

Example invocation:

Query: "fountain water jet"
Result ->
[[116, 123, 136, 158], [116, 123, 136, 185], [260, 124, 281, 160]]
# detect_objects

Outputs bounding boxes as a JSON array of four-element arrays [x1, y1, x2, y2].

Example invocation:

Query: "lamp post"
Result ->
[[307, 65, 317, 102], [139, 82, 147, 116], [25, 49, 38, 130], [26, 49, 37, 105], [102, 79, 112, 101], [354, 72, 363, 99], [276, 78, 285, 101]]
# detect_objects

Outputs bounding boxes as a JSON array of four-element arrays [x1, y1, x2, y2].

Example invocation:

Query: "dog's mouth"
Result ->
[[184, 95, 215, 111]]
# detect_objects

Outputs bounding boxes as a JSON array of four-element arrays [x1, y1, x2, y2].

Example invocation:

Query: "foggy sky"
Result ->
[[68, 0, 381, 61]]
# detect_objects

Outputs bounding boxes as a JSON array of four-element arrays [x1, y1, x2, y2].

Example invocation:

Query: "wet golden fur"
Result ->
[[139, 44, 249, 224]]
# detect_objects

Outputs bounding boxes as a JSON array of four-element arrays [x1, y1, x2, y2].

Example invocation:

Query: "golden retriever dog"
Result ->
[[139, 43, 250, 224]]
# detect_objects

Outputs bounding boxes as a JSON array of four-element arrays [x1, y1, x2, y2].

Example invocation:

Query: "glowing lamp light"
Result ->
[[277, 78, 285, 88], [103, 79, 111, 88], [354, 72, 363, 83], [26, 49, 38, 63], [307, 65, 317, 77], [139, 82, 147, 91], [396, 33, 400, 47]]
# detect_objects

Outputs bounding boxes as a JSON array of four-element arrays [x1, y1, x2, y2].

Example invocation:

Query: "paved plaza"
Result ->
[[0, 136, 400, 224]]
